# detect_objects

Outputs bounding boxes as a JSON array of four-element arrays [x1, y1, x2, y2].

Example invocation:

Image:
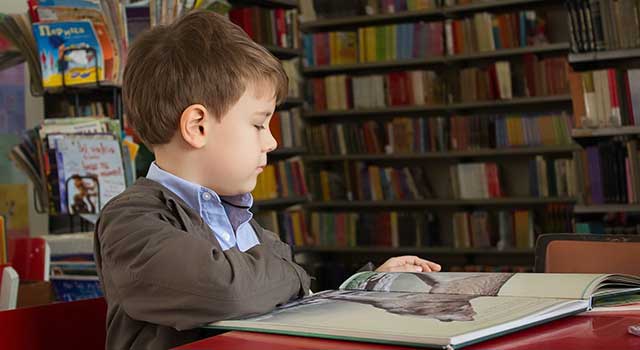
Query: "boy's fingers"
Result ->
[[398, 256, 442, 272]]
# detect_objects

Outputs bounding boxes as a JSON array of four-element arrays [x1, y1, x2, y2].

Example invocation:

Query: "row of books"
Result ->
[[569, 68, 640, 129], [303, 22, 444, 66], [459, 57, 569, 102], [576, 212, 640, 235], [567, 0, 640, 52], [445, 10, 548, 55], [450, 162, 502, 199], [229, 7, 300, 49], [311, 0, 440, 19], [306, 57, 569, 111], [271, 108, 304, 149], [577, 138, 640, 205], [303, 9, 553, 66], [453, 205, 573, 249], [254, 208, 313, 247], [304, 113, 573, 155], [8, 117, 138, 215], [308, 211, 440, 248], [252, 157, 308, 200], [44, 96, 117, 118], [314, 164, 435, 201], [450, 159, 576, 200], [528, 157, 577, 199]]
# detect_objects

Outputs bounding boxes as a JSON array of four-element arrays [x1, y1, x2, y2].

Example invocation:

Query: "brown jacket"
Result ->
[[94, 178, 310, 349]]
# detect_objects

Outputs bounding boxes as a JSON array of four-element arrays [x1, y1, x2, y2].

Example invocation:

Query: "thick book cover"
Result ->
[[208, 271, 640, 349]]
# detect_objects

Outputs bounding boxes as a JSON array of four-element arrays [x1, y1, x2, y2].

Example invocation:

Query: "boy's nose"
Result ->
[[264, 129, 278, 153]]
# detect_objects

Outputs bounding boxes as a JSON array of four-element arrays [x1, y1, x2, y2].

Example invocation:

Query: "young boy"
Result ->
[[94, 10, 441, 350]]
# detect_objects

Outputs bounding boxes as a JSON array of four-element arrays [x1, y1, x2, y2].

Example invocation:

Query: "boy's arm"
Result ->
[[96, 195, 310, 331]]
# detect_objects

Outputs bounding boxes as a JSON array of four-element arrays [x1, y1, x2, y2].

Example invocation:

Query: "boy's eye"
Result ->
[[254, 124, 266, 130]]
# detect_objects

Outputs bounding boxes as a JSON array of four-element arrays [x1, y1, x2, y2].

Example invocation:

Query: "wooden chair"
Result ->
[[0, 297, 106, 350], [534, 233, 640, 275]]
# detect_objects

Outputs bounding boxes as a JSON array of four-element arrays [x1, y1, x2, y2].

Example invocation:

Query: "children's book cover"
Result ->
[[54, 135, 124, 214], [32, 20, 104, 88]]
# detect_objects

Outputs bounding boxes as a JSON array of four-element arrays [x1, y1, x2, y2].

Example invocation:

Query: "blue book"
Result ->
[[32, 20, 104, 88]]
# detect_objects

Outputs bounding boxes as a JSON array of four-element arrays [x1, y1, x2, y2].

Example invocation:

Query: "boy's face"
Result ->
[[202, 83, 278, 195]]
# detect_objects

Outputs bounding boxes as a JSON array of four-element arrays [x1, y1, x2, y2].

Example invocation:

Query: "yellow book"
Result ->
[[0, 216, 6, 264], [320, 170, 331, 201], [514, 210, 532, 249], [358, 28, 366, 63], [368, 166, 383, 200], [365, 27, 377, 62], [290, 212, 304, 246], [329, 32, 339, 65]]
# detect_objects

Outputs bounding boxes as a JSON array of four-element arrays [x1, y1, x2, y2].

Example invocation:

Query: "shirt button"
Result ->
[[221, 232, 231, 241], [202, 192, 212, 201]]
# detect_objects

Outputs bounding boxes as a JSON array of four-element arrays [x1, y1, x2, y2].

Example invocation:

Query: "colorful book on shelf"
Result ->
[[32, 20, 105, 88], [53, 134, 125, 214], [208, 271, 640, 349]]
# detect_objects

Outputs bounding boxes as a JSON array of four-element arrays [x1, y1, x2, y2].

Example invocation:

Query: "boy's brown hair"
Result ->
[[123, 10, 288, 146]]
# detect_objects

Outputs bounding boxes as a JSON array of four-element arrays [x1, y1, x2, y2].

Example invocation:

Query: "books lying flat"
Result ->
[[208, 271, 640, 349]]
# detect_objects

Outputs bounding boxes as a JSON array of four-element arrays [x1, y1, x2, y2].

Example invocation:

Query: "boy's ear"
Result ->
[[179, 104, 210, 149]]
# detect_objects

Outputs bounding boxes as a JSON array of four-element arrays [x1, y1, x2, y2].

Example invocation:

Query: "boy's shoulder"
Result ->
[[99, 177, 181, 217]]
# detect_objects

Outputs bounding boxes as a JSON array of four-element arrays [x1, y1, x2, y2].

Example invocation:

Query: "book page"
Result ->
[[340, 271, 610, 300], [211, 290, 587, 347]]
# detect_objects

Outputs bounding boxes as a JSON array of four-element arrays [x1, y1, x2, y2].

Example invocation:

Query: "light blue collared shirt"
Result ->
[[146, 162, 260, 252]]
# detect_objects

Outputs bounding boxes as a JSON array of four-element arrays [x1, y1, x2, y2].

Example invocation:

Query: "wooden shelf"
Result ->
[[305, 197, 576, 209], [303, 56, 447, 75], [572, 126, 640, 138], [303, 95, 572, 119], [294, 246, 534, 255], [569, 48, 640, 64], [264, 45, 302, 59], [574, 204, 640, 214], [253, 196, 308, 208], [304, 146, 579, 162], [300, 0, 557, 32], [300, 8, 441, 32], [277, 97, 304, 110], [303, 44, 569, 75], [269, 146, 306, 158], [443, 0, 556, 15]]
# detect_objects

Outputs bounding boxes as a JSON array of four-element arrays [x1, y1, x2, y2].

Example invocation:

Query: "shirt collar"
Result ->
[[145, 162, 253, 211]]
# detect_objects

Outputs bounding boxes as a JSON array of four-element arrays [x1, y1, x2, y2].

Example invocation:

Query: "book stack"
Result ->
[[9, 117, 136, 216]]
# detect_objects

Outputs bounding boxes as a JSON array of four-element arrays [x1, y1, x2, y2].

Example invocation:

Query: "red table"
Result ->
[[174, 312, 640, 350]]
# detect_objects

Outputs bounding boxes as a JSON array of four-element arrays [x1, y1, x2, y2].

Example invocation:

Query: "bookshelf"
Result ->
[[295, 0, 576, 281], [226, 0, 312, 238], [564, 0, 640, 235]]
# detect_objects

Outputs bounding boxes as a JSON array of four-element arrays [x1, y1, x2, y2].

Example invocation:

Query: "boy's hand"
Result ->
[[375, 256, 441, 273]]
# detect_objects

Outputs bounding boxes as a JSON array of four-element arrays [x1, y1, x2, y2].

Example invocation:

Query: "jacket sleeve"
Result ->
[[97, 193, 310, 331]]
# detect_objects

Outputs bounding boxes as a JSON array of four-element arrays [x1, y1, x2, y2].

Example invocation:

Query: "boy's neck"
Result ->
[[154, 150, 203, 187]]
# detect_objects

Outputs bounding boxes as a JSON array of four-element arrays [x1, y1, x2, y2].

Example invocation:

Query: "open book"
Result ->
[[207, 271, 640, 349]]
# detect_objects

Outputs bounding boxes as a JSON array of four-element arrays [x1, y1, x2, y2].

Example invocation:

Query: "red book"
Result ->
[[270, 112, 282, 146], [8, 237, 49, 281]]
